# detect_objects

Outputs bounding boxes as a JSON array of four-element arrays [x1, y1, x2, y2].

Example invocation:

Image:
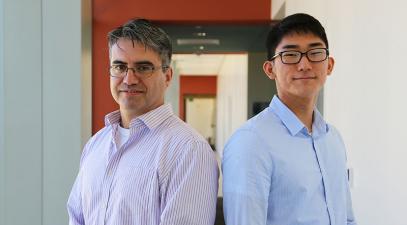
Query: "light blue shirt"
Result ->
[[222, 96, 356, 225], [67, 104, 219, 225]]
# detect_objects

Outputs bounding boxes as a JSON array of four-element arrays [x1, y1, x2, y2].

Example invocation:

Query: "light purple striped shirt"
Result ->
[[67, 104, 219, 225]]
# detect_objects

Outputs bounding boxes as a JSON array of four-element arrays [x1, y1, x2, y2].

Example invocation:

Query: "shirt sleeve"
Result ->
[[67, 140, 93, 225], [222, 129, 273, 225], [159, 140, 219, 225], [67, 173, 85, 225]]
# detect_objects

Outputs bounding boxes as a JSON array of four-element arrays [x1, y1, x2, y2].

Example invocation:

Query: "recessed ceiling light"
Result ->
[[177, 39, 220, 45], [194, 32, 206, 37]]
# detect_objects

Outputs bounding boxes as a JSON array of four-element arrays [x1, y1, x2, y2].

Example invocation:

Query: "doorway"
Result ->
[[185, 95, 217, 149]]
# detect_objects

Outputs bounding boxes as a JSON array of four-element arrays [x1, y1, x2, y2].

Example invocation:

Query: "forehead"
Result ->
[[110, 38, 161, 63], [276, 32, 326, 51]]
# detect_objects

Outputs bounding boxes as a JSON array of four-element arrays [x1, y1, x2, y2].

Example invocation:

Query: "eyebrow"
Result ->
[[281, 42, 324, 50], [111, 60, 154, 65], [309, 42, 324, 48], [134, 61, 154, 65], [111, 60, 127, 65]]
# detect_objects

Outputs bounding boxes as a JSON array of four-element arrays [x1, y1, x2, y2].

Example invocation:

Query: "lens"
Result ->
[[281, 51, 301, 64], [110, 65, 128, 77], [136, 64, 155, 75], [307, 49, 327, 62]]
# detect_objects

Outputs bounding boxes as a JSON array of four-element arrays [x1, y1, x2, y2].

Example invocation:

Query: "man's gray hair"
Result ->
[[108, 19, 172, 67]]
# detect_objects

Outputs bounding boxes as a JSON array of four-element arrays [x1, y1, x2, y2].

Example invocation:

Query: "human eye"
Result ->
[[280, 51, 300, 63], [111, 64, 127, 73], [309, 49, 324, 56], [136, 64, 154, 74], [307, 49, 327, 61]]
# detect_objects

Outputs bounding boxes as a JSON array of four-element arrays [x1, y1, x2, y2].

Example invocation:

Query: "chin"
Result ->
[[119, 100, 142, 109], [291, 90, 317, 99]]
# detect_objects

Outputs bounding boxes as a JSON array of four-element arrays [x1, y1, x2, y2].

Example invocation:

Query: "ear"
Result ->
[[263, 61, 276, 80], [164, 67, 173, 87], [327, 57, 335, 76]]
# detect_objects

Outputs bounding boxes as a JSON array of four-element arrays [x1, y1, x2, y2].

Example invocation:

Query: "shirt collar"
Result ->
[[269, 95, 328, 137], [104, 104, 173, 130]]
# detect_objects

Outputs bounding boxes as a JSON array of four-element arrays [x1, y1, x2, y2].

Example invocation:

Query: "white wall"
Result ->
[[216, 54, 248, 197], [277, 1, 407, 224], [324, 2, 407, 225], [216, 54, 248, 155], [0, 0, 91, 224], [186, 97, 216, 144], [165, 61, 180, 116]]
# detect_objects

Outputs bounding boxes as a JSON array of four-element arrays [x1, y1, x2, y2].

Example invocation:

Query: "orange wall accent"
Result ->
[[92, 21, 116, 133], [92, 0, 272, 133], [94, 0, 272, 26], [179, 76, 217, 121]]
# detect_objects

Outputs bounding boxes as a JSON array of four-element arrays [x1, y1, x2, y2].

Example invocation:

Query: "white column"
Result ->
[[216, 54, 248, 197], [165, 61, 180, 116], [216, 54, 248, 155], [0, 0, 91, 224], [1, 1, 43, 224], [0, 0, 6, 223], [42, 0, 91, 224]]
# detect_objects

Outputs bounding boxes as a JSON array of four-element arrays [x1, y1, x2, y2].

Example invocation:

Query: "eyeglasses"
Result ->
[[271, 48, 329, 64], [109, 63, 169, 79]]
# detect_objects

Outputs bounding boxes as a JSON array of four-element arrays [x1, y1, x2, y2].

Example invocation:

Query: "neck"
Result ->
[[278, 94, 317, 133], [119, 109, 144, 129], [119, 103, 165, 128]]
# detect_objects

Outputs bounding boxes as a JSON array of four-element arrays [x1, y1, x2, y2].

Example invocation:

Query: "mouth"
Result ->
[[119, 89, 145, 95], [293, 77, 316, 80]]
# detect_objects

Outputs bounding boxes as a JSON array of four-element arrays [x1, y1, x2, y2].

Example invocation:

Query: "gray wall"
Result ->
[[1, 1, 43, 224], [0, 0, 91, 224], [247, 52, 277, 118], [0, 0, 5, 223]]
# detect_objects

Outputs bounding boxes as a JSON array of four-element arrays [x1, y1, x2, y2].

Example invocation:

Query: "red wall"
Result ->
[[179, 76, 217, 121], [94, 0, 272, 26], [92, 21, 115, 134], [92, 0, 272, 133]]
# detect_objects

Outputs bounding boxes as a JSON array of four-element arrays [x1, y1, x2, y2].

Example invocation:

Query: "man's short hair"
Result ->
[[266, 13, 329, 60], [108, 18, 172, 67]]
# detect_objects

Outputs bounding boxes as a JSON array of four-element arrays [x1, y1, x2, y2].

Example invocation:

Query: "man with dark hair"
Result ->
[[222, 13, 357, 225], [67, 19, 218, 225]]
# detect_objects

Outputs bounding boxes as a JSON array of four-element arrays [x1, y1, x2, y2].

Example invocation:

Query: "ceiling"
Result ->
[[162, 23, 274, 75], [160, 23, 274, 54], [172, 54, 226, 75]]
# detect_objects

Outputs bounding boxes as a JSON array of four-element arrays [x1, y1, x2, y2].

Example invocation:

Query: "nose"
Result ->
[[123, 68, 140, 85], [297, 54, 312, 71]]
